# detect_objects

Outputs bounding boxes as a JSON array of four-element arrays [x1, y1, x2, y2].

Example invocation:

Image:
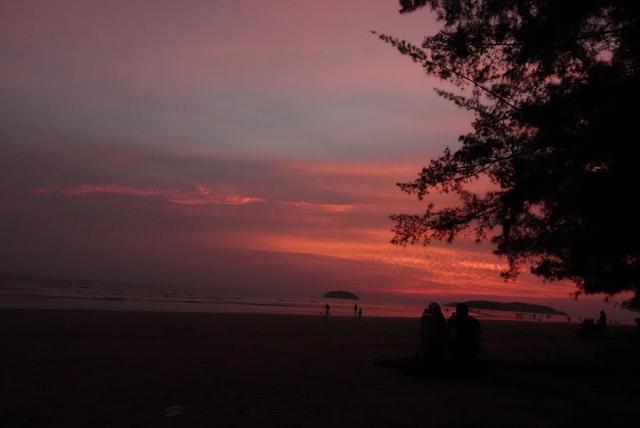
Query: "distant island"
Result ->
[[444, 300, 567, 315], [323, 291, 360, 300]]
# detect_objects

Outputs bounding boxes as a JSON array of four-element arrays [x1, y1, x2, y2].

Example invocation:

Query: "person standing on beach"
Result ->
[[419, 302, 447, 360], [353, 303, 358, 315], [447, 303, 482, 360], [358, 307, 362, 318], [325, 304, 330, 315]]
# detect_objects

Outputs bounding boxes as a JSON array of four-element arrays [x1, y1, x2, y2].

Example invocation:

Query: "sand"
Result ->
[[1, 309, 639, 427]]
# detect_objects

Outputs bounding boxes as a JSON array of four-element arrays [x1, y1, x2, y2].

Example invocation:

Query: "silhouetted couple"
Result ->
[[577, 310, 608, 339], [420, 302, 482, 361]]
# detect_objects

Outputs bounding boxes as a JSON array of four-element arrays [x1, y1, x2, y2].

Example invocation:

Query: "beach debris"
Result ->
[[165, 405, 184, 418]]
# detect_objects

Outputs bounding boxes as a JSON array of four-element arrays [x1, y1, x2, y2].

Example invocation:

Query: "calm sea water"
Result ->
[[0, 275, 575, 322]]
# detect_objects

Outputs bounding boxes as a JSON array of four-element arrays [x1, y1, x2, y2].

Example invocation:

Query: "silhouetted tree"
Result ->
[[376, 1, 640, 308]]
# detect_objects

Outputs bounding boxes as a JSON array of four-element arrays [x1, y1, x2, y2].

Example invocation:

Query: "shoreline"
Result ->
[[0, 305, 590, 325], [0, 292, 590, 323]]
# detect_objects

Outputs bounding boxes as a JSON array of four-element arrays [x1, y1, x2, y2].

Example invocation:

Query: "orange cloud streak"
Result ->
[[35, 184, 264, 206], [230, 231, 572, 299], [284, 201, 374, 213]]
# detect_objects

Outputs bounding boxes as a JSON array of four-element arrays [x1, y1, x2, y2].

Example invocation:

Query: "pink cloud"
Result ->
[[34, 184, 264, 206], [287, 159, 426, 175], [284, 201, 373, 213]]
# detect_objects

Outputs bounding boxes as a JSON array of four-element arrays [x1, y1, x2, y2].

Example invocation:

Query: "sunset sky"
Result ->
[[0, 0, 619, 313]]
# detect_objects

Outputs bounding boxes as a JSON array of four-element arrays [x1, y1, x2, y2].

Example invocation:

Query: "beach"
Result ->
[[1, 309, 639, 427]]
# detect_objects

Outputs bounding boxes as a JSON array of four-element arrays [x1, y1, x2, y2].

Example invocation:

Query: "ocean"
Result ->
[[0, 274, 580, 322]]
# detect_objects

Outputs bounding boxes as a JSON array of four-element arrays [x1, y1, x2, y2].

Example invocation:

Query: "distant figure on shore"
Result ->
[[598, 310, 607, 328], [354, 303, 359, 315], [419, 302, 447, 360], [447, 303, 482, 360], [358, 308, 363, 318], [325, 304, 330, 315]]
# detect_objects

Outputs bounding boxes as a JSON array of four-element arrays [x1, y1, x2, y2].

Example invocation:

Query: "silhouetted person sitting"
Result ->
[[634, 318, 640, 342], [578, 311, 608, 339], [597, 310, 607, 328], [577, 317, 606, 339], [419, 302, 447, 361], [447, 303, 482, 361]]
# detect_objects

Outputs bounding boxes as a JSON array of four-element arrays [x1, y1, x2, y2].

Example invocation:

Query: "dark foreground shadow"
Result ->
[[374, 357, 489, 380], [375, 356, 640, 380]]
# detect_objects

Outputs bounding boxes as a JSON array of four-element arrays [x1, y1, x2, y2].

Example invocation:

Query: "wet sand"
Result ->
[[1, 309, 639, 427]]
